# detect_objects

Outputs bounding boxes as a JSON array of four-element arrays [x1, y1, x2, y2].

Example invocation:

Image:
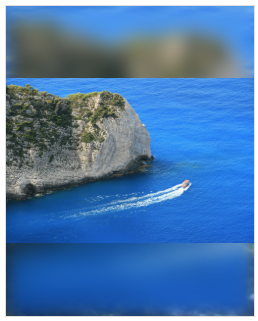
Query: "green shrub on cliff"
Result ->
[[6, 85, 126, 168], [7, 84, 40, 97], [100, 91, 125, 110], [81, 132, 94, 143], [112, 93, 125, 109], [6, 118, 13, 135], [67, 92, 98, 104]]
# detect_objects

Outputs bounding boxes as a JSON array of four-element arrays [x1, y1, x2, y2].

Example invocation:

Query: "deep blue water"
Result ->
[[6, 78, 254, 243], [6, 7, 254, 75], [6, 244, 251, 315]]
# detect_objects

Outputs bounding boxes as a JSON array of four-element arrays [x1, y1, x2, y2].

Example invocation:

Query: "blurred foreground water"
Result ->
[[6, 243, 254, 316]]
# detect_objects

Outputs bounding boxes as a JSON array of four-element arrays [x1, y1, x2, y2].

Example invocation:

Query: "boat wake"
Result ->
[[72, 183, 192, 218]]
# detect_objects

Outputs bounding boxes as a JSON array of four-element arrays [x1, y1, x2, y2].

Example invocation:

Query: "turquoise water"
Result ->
[[6, 78, 254, 243]]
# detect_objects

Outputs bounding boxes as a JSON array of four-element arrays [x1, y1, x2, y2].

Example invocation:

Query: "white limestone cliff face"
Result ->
[[6, 88, 153, 200]]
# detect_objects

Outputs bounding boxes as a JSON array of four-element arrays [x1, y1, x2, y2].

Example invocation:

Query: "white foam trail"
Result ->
[[76, 183, 191, 217]]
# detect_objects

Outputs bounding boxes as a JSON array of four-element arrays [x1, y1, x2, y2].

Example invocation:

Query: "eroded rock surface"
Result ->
[[6, 85, 153, 200]]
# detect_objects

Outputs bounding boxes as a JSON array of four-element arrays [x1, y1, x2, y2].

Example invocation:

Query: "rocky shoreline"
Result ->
[[6, 85, 153, 200]]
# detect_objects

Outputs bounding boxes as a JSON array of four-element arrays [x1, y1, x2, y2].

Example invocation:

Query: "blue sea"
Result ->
[[6, 78, 254, 243], [6, 244, 252, 315]]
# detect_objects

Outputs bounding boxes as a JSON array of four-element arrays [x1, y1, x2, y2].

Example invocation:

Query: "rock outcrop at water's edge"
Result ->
[[6, 85, 153, 200]]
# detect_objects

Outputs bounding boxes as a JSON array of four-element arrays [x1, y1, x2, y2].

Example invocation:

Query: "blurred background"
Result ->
[[6, 6, 254, 78], [6, 243, 254, 316]]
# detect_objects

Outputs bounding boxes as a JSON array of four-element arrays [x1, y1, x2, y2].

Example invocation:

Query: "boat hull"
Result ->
[[181, 180, 190, 188]]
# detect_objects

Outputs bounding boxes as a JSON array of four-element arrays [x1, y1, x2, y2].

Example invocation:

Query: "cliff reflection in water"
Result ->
[[6, 244, 253, 316]]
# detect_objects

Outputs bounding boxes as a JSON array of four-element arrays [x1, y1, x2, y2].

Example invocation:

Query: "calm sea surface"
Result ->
[[6, 244, 251, 315], [6, 78, 254, 243]]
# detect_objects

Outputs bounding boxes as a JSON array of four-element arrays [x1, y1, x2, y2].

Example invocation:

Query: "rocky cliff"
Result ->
[[6, 85, 153, 200]]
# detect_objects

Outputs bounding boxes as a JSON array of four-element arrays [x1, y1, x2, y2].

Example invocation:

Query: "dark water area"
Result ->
[[6, 243, 253, 316]]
